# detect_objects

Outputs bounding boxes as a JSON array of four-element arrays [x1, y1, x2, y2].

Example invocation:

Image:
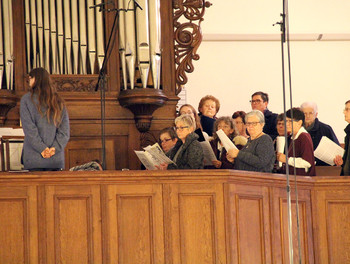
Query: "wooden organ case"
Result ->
[[1, 0, 212, 170]]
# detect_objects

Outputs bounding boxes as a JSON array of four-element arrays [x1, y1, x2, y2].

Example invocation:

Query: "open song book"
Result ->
[[135, 143, 175, 170]]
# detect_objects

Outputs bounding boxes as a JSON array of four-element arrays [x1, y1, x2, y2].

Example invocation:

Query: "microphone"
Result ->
[[89, 0, 113, 9], [133, 0, 143, 10]]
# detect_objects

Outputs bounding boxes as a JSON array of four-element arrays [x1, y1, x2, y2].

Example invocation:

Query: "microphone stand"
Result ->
[[90, 0, 142, 170], [274, 0, 301, 262], [92, 4, 119, 170], [91, 1, 140, 170]]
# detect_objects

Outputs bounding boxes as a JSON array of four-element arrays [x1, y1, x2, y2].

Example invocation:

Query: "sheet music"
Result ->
[[276, 136, 285, 167], [314, 136, 345, 166], [200, 140, 218, 166], [144, 143, 174, 164], [134, 151, 157, 170], [135, 143, 175, 170], [216, 129, 237, 151]]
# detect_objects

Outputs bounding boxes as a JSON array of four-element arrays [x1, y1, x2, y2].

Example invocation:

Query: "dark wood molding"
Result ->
[[118, 89, 168, 132], [0, 90, 18, 125]]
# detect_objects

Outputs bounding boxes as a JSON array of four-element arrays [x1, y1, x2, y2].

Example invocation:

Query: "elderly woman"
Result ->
[[227, 110, 275, 172], [198, 95, 220, 136], [207, 116, 237, 169], [276, 108, 316, 176], [158, 127, 178, 154], [158, 114, 204, 170]]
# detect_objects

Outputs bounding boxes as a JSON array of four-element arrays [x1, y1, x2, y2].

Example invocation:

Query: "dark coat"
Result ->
[[263, 109, 278, 141], [306, 118, 340, 166], [167, 132, 204, 169], [341, 124, 350, 176], [200, 114, 216, 136], [205, 139, 235, 169]]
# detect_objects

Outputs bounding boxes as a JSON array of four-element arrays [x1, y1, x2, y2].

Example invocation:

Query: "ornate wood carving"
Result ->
[[173, 0, 212, 95], [52, 75, 99, 92], [140, 131, 158, 149]]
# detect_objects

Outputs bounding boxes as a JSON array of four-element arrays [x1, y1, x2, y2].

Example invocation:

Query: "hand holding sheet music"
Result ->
[[276, 136, 286, 167], [135, 143, 174, 170], [216, 129, 237, 151], [314, 136, 344, 166]]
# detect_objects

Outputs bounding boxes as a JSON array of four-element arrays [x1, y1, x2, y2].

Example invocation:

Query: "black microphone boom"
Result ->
[[133, 0, 143, 10], [89, 0, 113, 9]]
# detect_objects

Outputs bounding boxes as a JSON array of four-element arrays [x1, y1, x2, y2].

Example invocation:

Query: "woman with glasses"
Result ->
[[227, 110, 275, 172], [232, 111, 248, 138], [20, 67, 70, 171], [207, 116, 237, 169], [156, 114, 204, 170], [158, 127, 178, 154], [276, 108, 316, 176]]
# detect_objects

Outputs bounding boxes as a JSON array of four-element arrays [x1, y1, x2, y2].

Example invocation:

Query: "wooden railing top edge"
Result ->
[[1, 169, 346, 187]]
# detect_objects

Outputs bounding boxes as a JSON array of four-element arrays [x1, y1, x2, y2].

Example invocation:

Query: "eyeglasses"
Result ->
[[218, 125, 230, 129], [249, 99, 263, 104], [175, 126, 189, 131], [160, 138, 172, 144], [246, 122, 260, 127]]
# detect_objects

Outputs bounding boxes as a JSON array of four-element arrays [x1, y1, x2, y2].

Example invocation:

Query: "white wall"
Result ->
[[183, 0, 350, 142]]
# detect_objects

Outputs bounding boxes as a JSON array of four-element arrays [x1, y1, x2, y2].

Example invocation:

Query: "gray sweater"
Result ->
[[20, 93, 70, 170], [234, 134, 275, 173]]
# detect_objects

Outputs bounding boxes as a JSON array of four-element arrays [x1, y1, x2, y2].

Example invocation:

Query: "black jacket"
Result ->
[[263, 109, 278, 141], [200, 114, 216, 136], [307, 118, 339, 166], [341, 124, 350, 176]]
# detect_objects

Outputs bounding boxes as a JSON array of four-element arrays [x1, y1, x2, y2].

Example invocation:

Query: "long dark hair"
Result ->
[[29, 67, 65, 126]]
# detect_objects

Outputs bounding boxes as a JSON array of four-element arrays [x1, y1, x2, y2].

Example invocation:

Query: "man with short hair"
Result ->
[[301, 102, 339, 166], [334, 100, 350, 176], [250, 91, 278, 140]]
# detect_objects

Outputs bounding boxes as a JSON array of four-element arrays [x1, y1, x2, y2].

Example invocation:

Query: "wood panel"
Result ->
[[44, 184, 102, 264], [105, 184, 164, 264], [65, 139, 116, 170], [225, 183, 272, 263], [272, 187, 314, 264], [166, 183, 226, 264], [312, 188, 350, 264], [0, 185, 38, 264], [1, 170, 350, 263]]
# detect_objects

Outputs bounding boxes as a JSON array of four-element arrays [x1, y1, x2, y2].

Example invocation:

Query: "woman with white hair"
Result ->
[[227, 110, 275, 172], [157, 114, 204, 170]]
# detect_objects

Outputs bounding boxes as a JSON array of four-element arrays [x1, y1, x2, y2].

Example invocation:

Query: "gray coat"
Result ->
[[167, 132, 204, 169], [20, 93, 70, 170]]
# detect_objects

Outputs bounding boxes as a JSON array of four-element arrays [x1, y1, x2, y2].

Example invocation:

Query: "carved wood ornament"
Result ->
[[173, 0, 212, 95]]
